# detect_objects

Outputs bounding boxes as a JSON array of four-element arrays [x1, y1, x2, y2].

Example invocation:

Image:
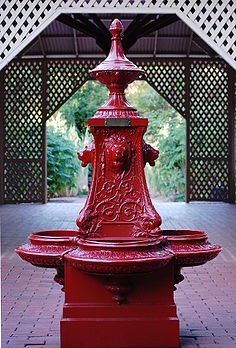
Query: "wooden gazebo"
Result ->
[[0, 1, 235, 204]]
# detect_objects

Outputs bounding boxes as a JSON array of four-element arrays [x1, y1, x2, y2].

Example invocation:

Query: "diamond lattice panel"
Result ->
[[46, 59, 101, 119], [136, 59, 186, 117], [0, 1, 236, 71], [189, 59, 229, 201], [4, 160, 43, 203], [235, 75, 236, 201], [3, 61, 43, 203]]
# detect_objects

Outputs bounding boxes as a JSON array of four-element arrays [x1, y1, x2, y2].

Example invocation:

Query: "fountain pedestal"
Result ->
[[61, 260, 178, 348], [16, 18, 221, 348]]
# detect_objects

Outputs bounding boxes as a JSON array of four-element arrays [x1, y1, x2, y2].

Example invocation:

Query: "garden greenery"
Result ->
[[47, 80, 185, 201]]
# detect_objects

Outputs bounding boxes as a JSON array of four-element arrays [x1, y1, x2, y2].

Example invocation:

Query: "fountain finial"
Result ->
[[109, 18, 124, 39], [90, 19, 143, 76], [89, 19, 144, 118]]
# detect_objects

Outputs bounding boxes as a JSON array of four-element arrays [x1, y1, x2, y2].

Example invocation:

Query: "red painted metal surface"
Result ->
[[16, 19, 221, 348]]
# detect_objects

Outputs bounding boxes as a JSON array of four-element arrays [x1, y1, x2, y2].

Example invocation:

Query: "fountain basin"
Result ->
[[15, 230, 78, 268], [162, 229, 208, 242], [29, 229, 78, 245], [162, 229, 221, 267], [65, 236, 173, 275], [16, 229, 221, 271]]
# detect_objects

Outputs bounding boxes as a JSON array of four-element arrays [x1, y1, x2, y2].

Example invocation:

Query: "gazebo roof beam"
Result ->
[[187, 31, 193, 57], [123, 15, 156, 50], [75, 13, 110, 51], [57, 14, 109, 54], [72, 15, 79, 58], [40, 34, 192, 39], [137, 15, 179, 39], [192, 34, 216, 57], [38, 35, 46, 58], [124, 14, 156, 38], [91, 14, 111, 40], [124, 15, 179, 52], [153, 30, 158, 57], [123, 14, 143, 37], [75, 14, 110, 40], [17, 36, 39, 58]]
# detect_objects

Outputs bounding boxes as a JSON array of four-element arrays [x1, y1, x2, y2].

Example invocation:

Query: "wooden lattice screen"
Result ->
[[189, 60, 230, 201], [136, 59, 186, 117], [1, 61, 44, 203], [0, 58, 235, 203], [46, 59, 101, 119]]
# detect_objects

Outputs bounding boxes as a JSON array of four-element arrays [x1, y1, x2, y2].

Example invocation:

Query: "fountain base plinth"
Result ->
[[61, 256, 179, 348]]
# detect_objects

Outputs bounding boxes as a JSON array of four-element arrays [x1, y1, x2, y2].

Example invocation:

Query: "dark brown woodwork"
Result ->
[[192, 34, 216, 57], [227, 66, 235, 203], [1, 57, 234, 203], [17, 36, 39, 58], [91, 14, 111, 40], [123, 14, 156, 39], [185, 59, 190, 203], [123, 14, 144, 37], [57, 14, 110, 54], [39, 35, 46, 58], [187, 32, 193, 57], [123, 15, 179, 52], [0, 69, 5, 204], [42, 60, 47, 204]]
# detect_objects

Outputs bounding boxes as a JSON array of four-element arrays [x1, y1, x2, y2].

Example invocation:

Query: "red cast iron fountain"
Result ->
[[16, 19, 221, 348]]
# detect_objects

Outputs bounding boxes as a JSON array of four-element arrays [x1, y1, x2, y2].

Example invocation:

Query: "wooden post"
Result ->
[[185, 59, 190, 203], [0, 69, 5, 204], [42, 60, 47, 203], [227, 65, 235, 203]]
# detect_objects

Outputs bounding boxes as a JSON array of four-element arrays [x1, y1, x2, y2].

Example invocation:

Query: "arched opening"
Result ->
[[1, 12, 234, 203], [46, 80, 185, 202], [127, 81, 186, 201], [46, 80, 108, 199]]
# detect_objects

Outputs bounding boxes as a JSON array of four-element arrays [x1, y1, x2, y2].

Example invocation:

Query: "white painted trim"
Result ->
[[22, 53, 209, 59], [0, 4, 235, 70]]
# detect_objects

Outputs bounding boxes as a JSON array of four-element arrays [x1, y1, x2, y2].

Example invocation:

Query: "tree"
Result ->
[[59, 81, 108, 136], [47, 80, 186, 200], [127, 81, 186, 200]]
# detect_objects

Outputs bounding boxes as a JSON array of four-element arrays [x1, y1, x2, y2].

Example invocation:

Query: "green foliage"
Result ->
[[47, 80, 186, 201], [127, 82, 186, 200], [47, 126, 80, 197], [59, 81, 108, 136], [145, 111, 185, 200]]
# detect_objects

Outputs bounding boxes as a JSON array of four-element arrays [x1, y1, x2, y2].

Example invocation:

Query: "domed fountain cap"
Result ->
[[90, 19, 144, 76]]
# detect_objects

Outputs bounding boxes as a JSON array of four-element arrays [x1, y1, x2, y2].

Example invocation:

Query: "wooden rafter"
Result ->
[[192, 33, 216, 57], [91, 14, 111, 40], [187, 31, 193, 57], [72, 15, 79, 57], [153, 30, 158, 57], [17, 36, 39, 58], [38, 35, 46, 58], [57, 14, 110, 54], [123, 15, 156, 51], [123, 15, 179, 52]]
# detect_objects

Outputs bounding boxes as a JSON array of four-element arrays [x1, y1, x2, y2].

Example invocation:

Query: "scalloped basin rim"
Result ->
[[162, 229, 208, 240], [29, 230, 78, 239], [29, 230, 78, 245], [65, 252, 173, 265], [79, 237, 162, 249], [27, 229, 207, 242], [175, 244, 222, 254]]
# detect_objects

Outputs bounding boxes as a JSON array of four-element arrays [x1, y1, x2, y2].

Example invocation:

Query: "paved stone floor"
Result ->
[[1, 200, 236, 348]]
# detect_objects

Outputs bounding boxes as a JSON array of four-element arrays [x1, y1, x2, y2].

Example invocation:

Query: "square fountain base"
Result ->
[[61, 261, 179, 348]]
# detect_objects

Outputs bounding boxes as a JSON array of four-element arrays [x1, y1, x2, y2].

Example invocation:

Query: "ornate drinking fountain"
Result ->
[[16, 19, 221, 348]]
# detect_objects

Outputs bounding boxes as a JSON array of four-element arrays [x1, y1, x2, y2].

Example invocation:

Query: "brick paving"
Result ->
[[1, 200, 236, 348]]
